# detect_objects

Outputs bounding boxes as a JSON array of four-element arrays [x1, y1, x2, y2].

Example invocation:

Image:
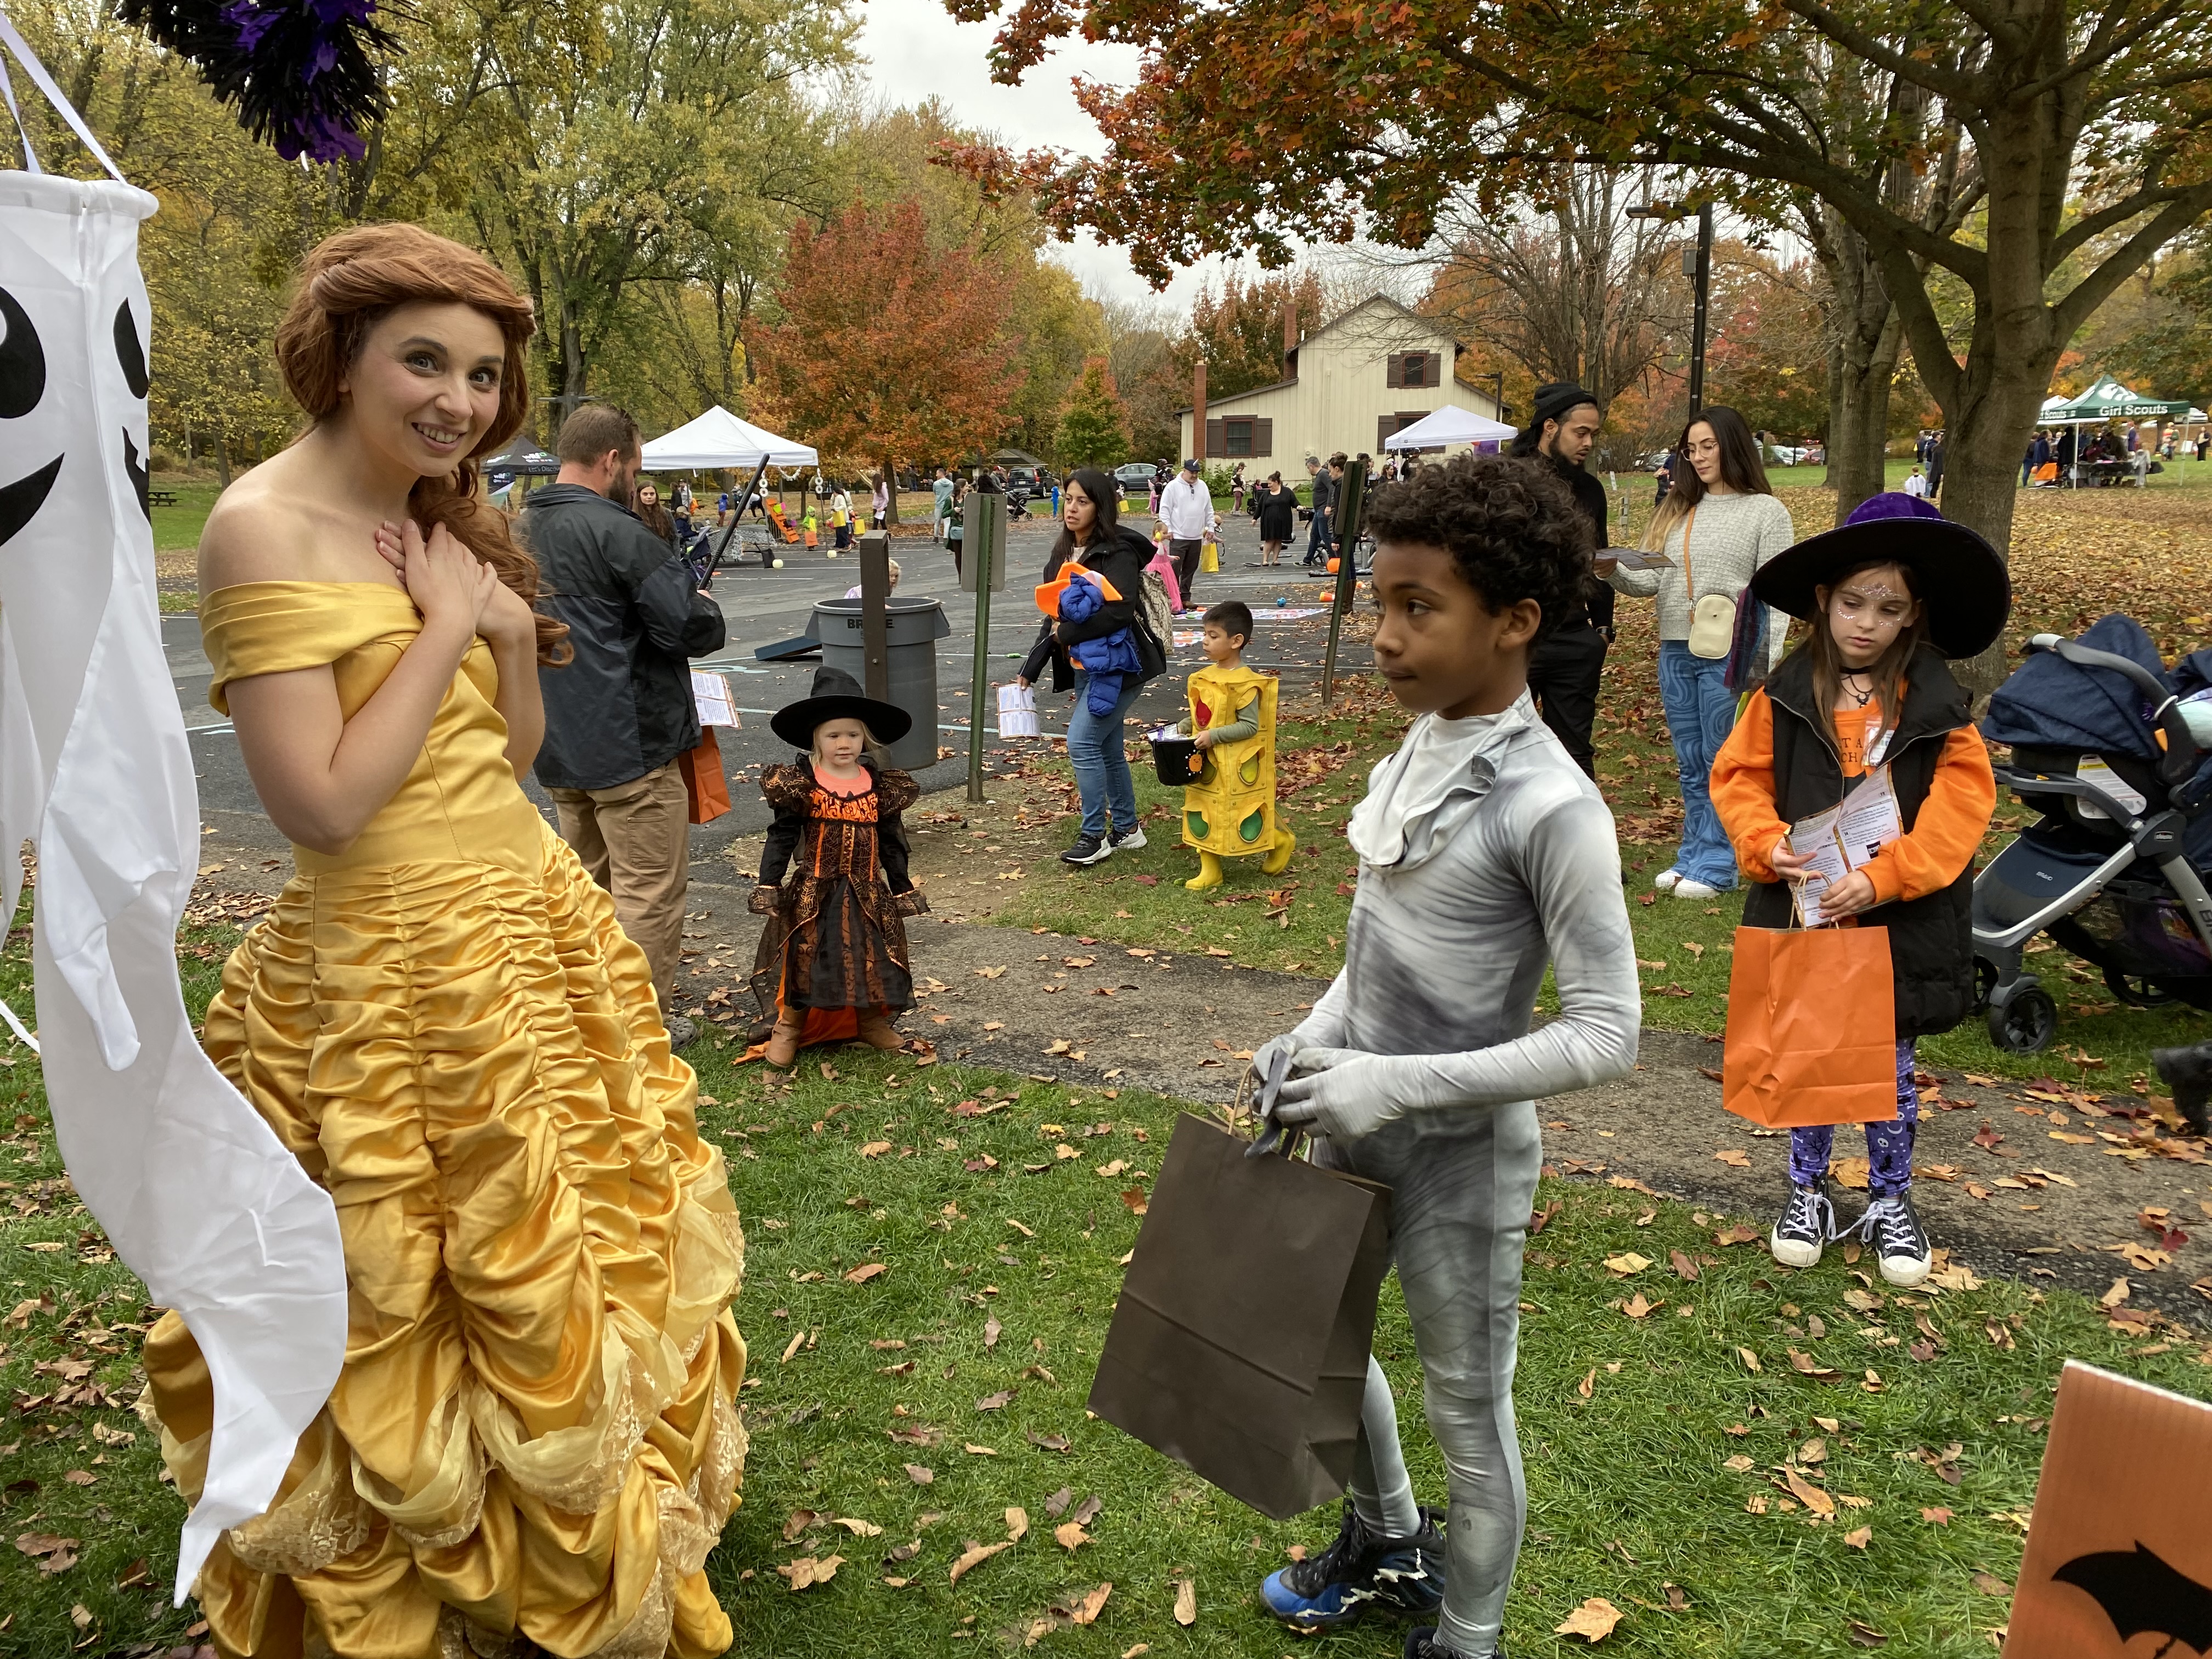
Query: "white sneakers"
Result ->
[[1652, 869, 1683, 892], [1673, 878, 1723, 900]]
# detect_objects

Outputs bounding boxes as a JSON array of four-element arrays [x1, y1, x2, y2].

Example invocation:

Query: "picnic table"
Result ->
[[147, 488, 179, 507]]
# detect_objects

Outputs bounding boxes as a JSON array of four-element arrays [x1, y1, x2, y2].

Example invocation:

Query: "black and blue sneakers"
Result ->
[[1259, 1501, 1448, 1632]]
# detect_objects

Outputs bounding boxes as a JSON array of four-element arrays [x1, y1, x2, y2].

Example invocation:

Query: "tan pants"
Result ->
[[549, 761, 690, 1009]]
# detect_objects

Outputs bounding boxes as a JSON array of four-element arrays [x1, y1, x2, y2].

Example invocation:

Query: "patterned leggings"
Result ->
[[1788, 1039, 1920, 1196]]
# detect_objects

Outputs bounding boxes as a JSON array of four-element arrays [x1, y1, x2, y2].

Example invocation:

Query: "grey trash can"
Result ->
[[806, 597, 953, 772]]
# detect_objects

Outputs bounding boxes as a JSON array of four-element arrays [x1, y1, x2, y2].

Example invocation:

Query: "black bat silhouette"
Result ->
[[2054, 1542, 2212, 1657]]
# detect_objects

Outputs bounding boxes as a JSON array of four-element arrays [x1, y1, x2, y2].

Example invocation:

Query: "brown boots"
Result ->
[[763, 1017, 804, 1069], [763, 1008, 901, 1066]]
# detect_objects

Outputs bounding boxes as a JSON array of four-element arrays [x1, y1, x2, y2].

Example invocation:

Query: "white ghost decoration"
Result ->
[[0, 25, 347, 1607]]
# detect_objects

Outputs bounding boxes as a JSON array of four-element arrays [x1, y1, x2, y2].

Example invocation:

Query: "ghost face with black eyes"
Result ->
[[334, 303, 509, 488]]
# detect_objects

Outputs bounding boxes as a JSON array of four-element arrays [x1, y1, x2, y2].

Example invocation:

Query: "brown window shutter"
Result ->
[[1205, 418, 1225, 458], [1426, 352, 1443, 386], [1379, 415, 1393, 452], [1386, 354, 1403, 388], [1255, 417, 1273, 456]]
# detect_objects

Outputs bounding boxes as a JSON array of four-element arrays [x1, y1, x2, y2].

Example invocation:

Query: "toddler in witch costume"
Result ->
[[1177, 600, 1296, 888], [1711, 493, 2006, 1286], [749, 666, 928, 1066]]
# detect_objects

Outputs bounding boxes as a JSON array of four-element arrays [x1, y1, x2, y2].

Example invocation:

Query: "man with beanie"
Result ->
[[1511, 384, 1613, 777]]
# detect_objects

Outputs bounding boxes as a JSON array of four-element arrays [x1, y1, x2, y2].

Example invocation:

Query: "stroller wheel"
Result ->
[[2103, 967, 2180, 1008], [1987, 984, 2057, 1054], [1973, 958, 1999, 1012]]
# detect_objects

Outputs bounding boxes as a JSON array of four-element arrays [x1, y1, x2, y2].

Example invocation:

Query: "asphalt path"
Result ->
[[172, 506, 1360, 862]]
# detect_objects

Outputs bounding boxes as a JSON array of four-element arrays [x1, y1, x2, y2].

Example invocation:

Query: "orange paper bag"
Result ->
[[1721, 923, 1898, 1126], [679, 727, 732, 825], [2003, 1361, 2212, 1657]]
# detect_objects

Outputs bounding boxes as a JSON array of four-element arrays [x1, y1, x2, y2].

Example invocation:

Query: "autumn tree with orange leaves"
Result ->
[[752, 200, 1015, 521], [941, 0, 2212, 689]]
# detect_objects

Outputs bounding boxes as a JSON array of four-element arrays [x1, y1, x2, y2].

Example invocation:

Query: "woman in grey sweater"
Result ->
[[1606, 405, 1795, 896]]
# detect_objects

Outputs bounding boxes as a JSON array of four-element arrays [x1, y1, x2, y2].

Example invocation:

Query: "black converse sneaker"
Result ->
[[1769, 1177, 1838, 1269], [1258, 1501, 1447, 1630], [1856, 1191, 1933, 1288], [1060, 833, 1113, 866]]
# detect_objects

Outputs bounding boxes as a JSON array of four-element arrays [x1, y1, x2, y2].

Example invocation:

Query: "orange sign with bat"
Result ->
[[2005, 1361, 2212, 1656]]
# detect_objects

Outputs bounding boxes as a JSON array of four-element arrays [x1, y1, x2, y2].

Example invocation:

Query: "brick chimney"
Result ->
[[1192, 359, 1207, 461], [1283, 302, 1299, 377]]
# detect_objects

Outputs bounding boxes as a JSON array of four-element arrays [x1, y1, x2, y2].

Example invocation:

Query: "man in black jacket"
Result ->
[[1512, 383, 1613, 777], [521, 404, 726, 1044]]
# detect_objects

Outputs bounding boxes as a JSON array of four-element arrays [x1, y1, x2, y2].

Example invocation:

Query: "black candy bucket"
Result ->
[[1149, 731, 1201, 786]]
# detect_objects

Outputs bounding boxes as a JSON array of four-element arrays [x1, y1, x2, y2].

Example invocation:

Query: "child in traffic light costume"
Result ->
[[749, 667, 928, 1066], [1179, 601, 1295, 888]]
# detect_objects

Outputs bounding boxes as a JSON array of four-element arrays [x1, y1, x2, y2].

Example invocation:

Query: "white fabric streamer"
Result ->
[[0, 41, 347, 1607]]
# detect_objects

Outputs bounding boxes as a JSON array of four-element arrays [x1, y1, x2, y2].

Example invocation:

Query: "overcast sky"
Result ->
[[852, 0, 1238, 310]]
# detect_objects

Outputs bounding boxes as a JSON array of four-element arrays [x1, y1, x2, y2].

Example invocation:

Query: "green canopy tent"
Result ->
[[2036, 375, 2202, 486]]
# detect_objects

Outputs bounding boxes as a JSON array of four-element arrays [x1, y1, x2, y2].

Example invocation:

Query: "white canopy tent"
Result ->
[[1382, 403, 1520, 451], [639, 404, 818, 471]]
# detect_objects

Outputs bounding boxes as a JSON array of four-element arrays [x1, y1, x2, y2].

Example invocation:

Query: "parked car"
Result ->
[[1769, 444, 1813, 466], [1006, 464, 1045, 493], [1113, 462, 1155, 497]]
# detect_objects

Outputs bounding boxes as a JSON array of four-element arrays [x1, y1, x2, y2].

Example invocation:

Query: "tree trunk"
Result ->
[[880, 457, 902, 527], [1810, 204, 1903, 523], [1921, 341, 2057, 695], [1824, 309, 1903, 521], [213, 432, 232, 488]]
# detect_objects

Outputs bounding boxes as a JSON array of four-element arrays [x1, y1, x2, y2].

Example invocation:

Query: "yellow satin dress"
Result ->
[[144, 584, 748, 1659]]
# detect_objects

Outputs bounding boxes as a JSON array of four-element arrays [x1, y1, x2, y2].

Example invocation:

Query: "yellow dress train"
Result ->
[[144, 583, 747, 1659]]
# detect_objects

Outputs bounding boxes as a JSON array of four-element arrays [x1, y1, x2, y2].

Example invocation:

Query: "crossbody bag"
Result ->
[[1678, 504, 1739, 659]]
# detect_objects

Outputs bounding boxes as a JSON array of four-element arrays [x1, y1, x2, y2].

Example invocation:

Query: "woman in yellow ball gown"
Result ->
[[142, 224, 746, 1659]]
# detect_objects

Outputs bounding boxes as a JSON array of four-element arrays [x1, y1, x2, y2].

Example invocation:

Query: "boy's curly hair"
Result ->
[[1364, 453, 1595, 641]]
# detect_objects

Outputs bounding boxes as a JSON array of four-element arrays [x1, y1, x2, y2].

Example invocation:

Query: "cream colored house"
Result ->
[[1175, 296, 1507, 469]]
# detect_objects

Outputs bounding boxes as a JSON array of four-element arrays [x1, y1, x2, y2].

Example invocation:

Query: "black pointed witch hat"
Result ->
[[769, 664, 912, 749]]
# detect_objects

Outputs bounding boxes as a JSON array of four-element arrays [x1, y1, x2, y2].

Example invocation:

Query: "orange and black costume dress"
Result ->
[[748, 760, 926, 1042]]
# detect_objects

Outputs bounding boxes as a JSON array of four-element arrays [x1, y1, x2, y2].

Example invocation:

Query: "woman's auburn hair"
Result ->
[[274, 223, 569, 664]]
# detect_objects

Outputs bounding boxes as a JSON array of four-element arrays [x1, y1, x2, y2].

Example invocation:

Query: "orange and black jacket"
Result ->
[[1711, 642, 1995, 1039]]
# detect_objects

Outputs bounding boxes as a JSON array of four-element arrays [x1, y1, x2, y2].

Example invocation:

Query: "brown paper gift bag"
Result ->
[[678, 728, 731, 825], [2003, 1361, 2212, 1657], [1087, 1112, 1391, 1520], [1722, 923, 1898, 1127]]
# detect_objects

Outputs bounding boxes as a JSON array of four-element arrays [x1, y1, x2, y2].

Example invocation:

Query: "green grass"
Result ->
[[149, 478, 221, 553], [10, 943, 2208, 1654]]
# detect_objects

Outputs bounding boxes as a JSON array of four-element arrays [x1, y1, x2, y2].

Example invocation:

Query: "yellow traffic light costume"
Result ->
[[1181, 662, 1296, 888]]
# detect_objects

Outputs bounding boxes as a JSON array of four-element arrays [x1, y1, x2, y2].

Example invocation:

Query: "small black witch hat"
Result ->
[[769, 665, 912, 749]]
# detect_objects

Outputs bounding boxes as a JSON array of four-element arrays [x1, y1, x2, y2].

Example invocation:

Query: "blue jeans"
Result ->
[[1067, 672, 1145, 839], [1657, 640, 1741, 889]]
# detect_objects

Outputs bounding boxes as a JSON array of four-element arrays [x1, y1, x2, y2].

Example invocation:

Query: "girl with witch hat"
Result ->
[[1711, 493, 2008, 1286], [749, 665, 929, 1065]]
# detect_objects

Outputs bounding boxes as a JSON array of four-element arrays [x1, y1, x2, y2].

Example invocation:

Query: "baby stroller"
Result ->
[[1972, 616, 2212, 1053]]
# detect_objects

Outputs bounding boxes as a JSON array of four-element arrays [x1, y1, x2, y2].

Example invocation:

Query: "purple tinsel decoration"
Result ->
[[119, 0, 398, 163]]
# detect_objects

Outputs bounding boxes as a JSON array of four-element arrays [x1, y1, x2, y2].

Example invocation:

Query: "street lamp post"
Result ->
[[1687, 202, 1713, 416], [1628, 198, 1716, 417]]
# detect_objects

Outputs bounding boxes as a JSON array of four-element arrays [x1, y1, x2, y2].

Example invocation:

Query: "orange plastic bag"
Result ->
[[1722, 922, 1898, 1126], [679, 727, 732, 825]]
